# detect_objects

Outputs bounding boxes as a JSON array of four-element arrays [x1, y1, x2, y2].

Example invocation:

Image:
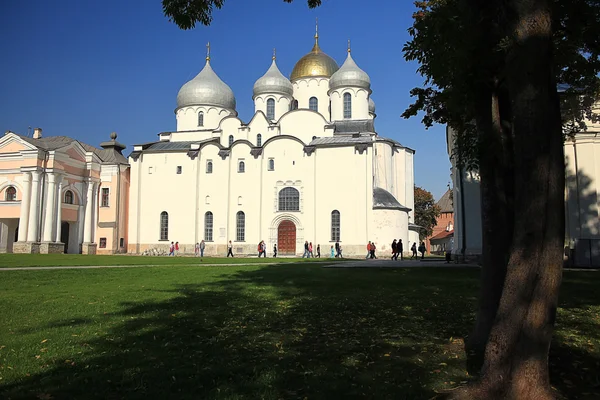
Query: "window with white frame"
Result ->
[[205, 211, 213, 241], [198, 111, 204, 127], [101, 188, 109, 207], [229, 135, 234, 147], [257, 133, 262, 147], [309, 97, 318, 112], [331, 210, 341, 241], [278, 187, 300, 211], [5, 186, 16, 201], [206, 160, 213, 174], [268, 158, 275, 171], [238, 160, 245, 173], [64, 190, 74, 204], [176, 166, 182, 174], [343, 93, 352, 119], [160, 211, 168, 240], [267, 98, 275, 120], [236, 211, 245, 241]]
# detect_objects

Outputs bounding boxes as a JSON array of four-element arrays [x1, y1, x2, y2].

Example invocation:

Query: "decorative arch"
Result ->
[[0, 180, 23, 197], [4, 186, 17, 201], [62, 184, 82, 205], [261, 135, 307, 150]]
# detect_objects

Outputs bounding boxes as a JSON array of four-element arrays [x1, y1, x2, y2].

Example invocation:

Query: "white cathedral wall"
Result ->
[[394, 149, 407, 208], [372, 209, 409, 255], [292, 78, 331, 120], [279, 110, 330, 143], [254, 95, 292, 121], [329, 88, 370, 121], [175, 106, 234, 132]]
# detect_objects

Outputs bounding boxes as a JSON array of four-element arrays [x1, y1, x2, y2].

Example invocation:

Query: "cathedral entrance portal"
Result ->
[[277, 220, 296, 255]]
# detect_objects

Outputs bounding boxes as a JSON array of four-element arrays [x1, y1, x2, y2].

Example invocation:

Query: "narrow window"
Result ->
[[236, 211, 245, 241], [257, 133, 262, 147], [148, 167, 153, 174], [120, 238, 124, 248], [292, 100, 298, 110], [229, 135, 234, 146], [331, 210, 341, 241], [5, 186, 16, 201], [99, 238, 107, 248], [268, 158, 275, 171], [206, 160, 213, 174], [238, 161, 245, 173], [278, 187, 300, 211], [267, 98, 275, 120], [343, 93, 352, 119], [176, 166, 182, 174], [309, 97, 318, 112], [101, 188, 109, 207], [205, 211, 213, 241], [160, 211, 169, 240], [64, 190, 74, 204], [198, 111, 204, 127]]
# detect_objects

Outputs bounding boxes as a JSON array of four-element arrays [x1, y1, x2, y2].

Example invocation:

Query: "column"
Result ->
[[83, 181, 95, 243], [42, 173, 57, 242], [17, 172, 31, 242], [55, 178, 64, 242], [26, 171, 42, 242]]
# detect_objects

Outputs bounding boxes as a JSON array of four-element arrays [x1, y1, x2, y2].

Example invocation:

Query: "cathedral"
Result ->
[[0, 30, 418, 256]]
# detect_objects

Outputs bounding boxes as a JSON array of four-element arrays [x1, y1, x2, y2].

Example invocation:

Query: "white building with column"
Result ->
[[0, 129, 129, 254]]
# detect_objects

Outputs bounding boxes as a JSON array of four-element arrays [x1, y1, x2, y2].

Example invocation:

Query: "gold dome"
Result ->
[[290, 36, 339, 82]]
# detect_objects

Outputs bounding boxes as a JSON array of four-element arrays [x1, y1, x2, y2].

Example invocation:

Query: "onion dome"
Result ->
[[290, 28, 339, 81], [176, 48, 236, 110], [369, 97, 376, 113], [253, 53, 293, 98], [329, 47, 371, 91]]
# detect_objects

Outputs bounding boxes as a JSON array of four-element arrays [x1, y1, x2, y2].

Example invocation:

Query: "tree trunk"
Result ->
[[466, 85, 515, 375], [453, 0, 565, 398]]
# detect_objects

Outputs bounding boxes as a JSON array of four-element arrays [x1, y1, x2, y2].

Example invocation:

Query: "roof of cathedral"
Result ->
[[373, 187, 411, 211], [437, 189, 453, 213], [330, 119, 375, 134], [309, 136, 372, 146], [176, 59, 236, 110], [369, 97, 376, 113], [290, 33, 339, 81], [253, 58, 293, 98], [329, 50, 371, 91], [18, 134, 128, 164]]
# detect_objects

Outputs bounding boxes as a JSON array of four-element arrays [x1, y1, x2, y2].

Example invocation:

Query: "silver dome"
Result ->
[[329, 52, 371, 91], [369, 97, 376, 113], [176, 60, 236, 110], [253, 59, 293, 98]]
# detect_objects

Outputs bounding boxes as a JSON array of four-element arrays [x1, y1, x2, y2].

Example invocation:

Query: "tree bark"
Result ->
[[453, 0, 565, 398]]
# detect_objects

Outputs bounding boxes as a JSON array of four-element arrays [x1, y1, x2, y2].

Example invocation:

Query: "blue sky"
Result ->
[[0, 0, 451, 200]]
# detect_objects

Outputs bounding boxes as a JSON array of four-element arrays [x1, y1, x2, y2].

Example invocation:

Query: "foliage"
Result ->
[[402, 0, 600, 170], [414, 186, 441, 240], [162, 0, 321, 29]]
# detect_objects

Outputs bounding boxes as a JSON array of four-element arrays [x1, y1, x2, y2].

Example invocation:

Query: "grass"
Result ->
[[0, 254, 345, 268], [0, 264, 598, 399]]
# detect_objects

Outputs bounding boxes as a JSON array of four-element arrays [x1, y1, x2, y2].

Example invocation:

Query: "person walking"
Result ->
[[335, 241, 340, 258], [397, 239, 404, 260], [303, 241, 309, 258], [195, 242, 199, 257], [410, 242, 417, 259], [227, 240, 234, 257], [370, 242, 377, 259], [419, 242, 426, 260], [391, 239, 398, 260], [366, 241, 372, 259], [262, 241, 267, 257], [330, 245, 335, 258], [316, 244, 321, 258], [200, 240, 205, 258], [175, 241, 180, 256], [338, 244, 343, 258], [169, 241, 175, 256], [273, 244, 278, 258], [309, 242, 314, 258]]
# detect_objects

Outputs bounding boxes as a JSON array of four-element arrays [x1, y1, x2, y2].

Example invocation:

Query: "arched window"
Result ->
[[268, 159, 275, 171], [238, 161, 245, 173], [343, 93, 352, 119], [331, 210, 341, 241], [267, 98, 275, 120], [206, 160, 213, 174], [229, 135, 234, 147], [278, 187, 300, 211], [204, 211, 213, 241], [257, 134, 262, 147], [198, 111, 204, 127], [236, 211, 245, 241], [292, 100, 299, 110], [160, 211, 169, 240], [5, 186, 16, 201], [64, 190, 74, 204], [309, 97, 318, 112]]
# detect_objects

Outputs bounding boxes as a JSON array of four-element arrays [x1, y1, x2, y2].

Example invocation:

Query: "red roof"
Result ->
[[430, 229, 454, 242]]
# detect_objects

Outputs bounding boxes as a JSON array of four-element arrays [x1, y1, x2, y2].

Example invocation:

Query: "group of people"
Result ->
[[257, 240, 277, 257], [168, 241, 180, 256], [362, 239, 428, 260]]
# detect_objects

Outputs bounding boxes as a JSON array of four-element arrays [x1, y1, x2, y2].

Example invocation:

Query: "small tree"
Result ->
[[414, 186, 441, 240]]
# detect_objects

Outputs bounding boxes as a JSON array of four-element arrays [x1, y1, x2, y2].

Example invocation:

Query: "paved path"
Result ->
[[0, 263, 281, 271], [322, 259, 478, 268]]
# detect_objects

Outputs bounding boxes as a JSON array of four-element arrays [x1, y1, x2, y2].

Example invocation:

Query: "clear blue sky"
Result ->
[[0, 0, 451, 200]]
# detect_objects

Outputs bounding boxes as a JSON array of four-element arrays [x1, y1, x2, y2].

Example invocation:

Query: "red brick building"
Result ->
[[425, 189, 454, 255]]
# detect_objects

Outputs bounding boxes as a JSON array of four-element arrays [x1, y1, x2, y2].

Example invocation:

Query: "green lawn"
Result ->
[[0, 265, 598, 399], [0, 254, 344, 268]]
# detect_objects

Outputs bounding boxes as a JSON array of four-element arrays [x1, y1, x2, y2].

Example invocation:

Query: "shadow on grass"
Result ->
[[1, 265, 478, 400], [1, 265, 599, 399]]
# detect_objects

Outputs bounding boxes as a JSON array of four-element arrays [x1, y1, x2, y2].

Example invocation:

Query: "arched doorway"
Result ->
[[60, 222, 69, 254], [277, 220, 296, 255]]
